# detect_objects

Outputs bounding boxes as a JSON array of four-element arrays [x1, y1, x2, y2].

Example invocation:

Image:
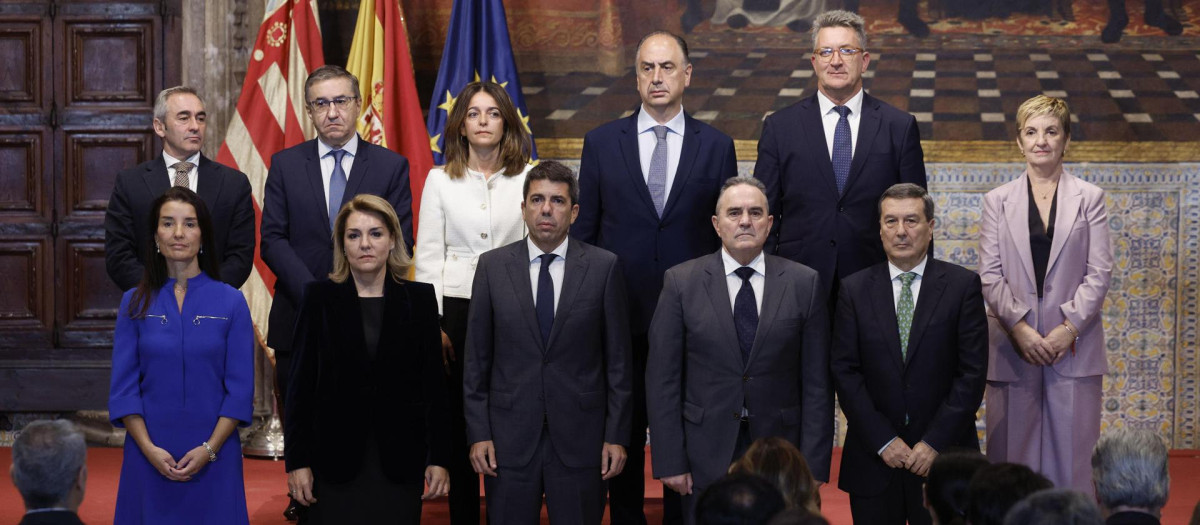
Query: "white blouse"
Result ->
[[414, 165, 530, 314]]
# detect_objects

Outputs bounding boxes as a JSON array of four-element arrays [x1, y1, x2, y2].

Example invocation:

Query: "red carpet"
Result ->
[[2, 447, 1197, 524]]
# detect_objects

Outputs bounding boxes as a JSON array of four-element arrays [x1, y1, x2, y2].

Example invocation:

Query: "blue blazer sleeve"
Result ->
[[260, 153, 317, 304]]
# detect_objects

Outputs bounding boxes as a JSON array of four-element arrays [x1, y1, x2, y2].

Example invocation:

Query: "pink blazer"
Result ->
[[979, 171, 1112, 381]]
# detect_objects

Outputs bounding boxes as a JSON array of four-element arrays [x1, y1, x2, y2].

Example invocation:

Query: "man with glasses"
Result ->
[[261, 64, 413, 521], [753, 10, 927, 313]]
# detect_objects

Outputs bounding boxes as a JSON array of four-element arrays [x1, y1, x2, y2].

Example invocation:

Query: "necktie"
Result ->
[[536, 253, 556, 347], [733, 266, 758, 365], [897, 272, 917, 361], [647, 125, 669, 217], [327, 149, 347, 231], [832, 106, 852, 194], [172, 161, 194, 188]]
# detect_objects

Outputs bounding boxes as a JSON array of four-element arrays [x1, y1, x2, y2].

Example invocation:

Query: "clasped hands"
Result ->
[[143, 444, 212, 482], [1012, 321, 1074, 366], [881, 439, 937, 477]]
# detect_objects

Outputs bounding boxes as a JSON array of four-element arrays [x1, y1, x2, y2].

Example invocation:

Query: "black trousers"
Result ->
[[608, 332, 649, 525], [848, 468, 932, 525], [442, 297, 483, 525]]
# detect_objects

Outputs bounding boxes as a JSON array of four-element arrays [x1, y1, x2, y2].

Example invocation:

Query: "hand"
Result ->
[[600, 443, 627, 480], [1012, 322, 1054, 366], [422, 465, 450, 500], [141, 445, 186, 481], [905, 441, 938, 477], [287, 468, 318, 506], [470, 441, 498, 477], [1043, 325, 1075, 364], [440, 329, 456, 374], [880, 439, 913, 469], [170, 445, 212, 480], [661, 473, 693, 495]]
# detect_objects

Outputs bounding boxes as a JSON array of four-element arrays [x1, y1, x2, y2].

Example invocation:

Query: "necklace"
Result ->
[[174, 281, 187, 294], [1031, 179, 1058, 200]]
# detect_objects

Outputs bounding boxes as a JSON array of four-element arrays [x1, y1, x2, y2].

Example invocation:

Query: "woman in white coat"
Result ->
[[413, 81, 532, 525]]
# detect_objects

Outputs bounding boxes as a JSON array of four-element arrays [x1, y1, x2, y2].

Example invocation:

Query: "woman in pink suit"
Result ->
[[979, 95, 1112, 494]]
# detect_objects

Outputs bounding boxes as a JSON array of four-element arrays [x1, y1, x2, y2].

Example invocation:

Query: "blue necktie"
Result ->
[[733, 266, 758, 365], [647, 125, 668, 217], [832, 106, 852, 194], [327, 149, 347, 231], [536, 253, 556, 347]]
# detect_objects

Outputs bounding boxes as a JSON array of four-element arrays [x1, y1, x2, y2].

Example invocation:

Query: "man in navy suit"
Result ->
[[754, 10, 926, 308], [571, 30, 737, 525], [105, 86, 255, 291], [260, 64, 412, 515]]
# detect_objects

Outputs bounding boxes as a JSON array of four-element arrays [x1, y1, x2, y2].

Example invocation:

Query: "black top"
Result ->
[[360, 296, 385, 361], [1027, 178, 1057, 298]]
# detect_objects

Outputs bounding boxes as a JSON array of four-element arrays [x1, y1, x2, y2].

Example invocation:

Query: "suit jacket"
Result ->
[[1106, 511, 1160, 525], [753, 92, 927, 298], [463, 238, 633, 469], [646, 251, 833, 487], [104, 154, 255, 290], [260, 136, 413, 354], [17, 511, 85, 525], [979, 171, 1112, 381], [572, 109, 738, 335], [283, 277, 450, 485], [831, 258, 988, 497]]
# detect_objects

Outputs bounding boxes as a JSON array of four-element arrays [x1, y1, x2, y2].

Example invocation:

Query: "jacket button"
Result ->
[[743, 375, 750, 382], [838, 206, 845, 213], [733, 413, 741, 420], [480, 203, 487, 210], [829, 240, 836, 247], [480, 233, 488, 239]]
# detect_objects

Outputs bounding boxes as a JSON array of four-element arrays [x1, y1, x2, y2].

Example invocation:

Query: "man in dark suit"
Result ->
[[572, 31, 737, 524], [260, 64, 413, 518], [754, 10, 927, 308], [104, 86, 255, 290], [646, 176, 832, 525], [11, 420, 88, 525], [464, 161, 632, 525], [831, 183, 987, 525]]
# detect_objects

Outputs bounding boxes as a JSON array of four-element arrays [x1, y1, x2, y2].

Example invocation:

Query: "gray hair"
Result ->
[[153, 86, 203, 123], [304, 65, 361, 105], [1001, 489, 1104, 525], [11, 420, 86, 509], [811, 10, 868, 52], [1091, 428, 1170, 511], [716, 176, 769, 214], [878, 183, 934, 222]]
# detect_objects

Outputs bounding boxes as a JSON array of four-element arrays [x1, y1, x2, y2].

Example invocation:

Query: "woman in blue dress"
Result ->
[[108, 186, 254, 524]]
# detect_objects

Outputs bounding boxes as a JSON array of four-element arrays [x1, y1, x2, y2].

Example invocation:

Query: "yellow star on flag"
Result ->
[[490, 75, 509, 88], [518, 108, 532, 135], [430, 133, 442, 154], [437, 91, 457, 115]]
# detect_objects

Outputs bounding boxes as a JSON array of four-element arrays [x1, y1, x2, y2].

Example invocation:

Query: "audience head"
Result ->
[[522, 161, 579, 252], [878, 183, 936, 271], [1001, 489, 1103, 525], [924, 450, 990, 525], [1091, 428, 1169, 516], [712, 176, 773, 266], [810, 10, 870, 103], [730, 437, 821, 514], [330, 194, 412, 283], [10, 420, 88, 512], [442, 81, 532, 178], [130, 187, 220, 318], [766, 507, 830, 525], [304, 65, 362, 148], [152, 86, 207, 159], [696, 472, 787, 525], [967, 462, 1053, 525], [634, 30, 692, 117]]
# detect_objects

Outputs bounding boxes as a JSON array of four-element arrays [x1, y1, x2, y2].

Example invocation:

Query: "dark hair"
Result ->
[[696, 472, 787, 525], [128, 187, 220, 318], [523, 160, 579, 205], [304, 64, 360, 105], [878, 182, 935, 222], [1001, 489, 1103, 525], [926, 450, 990, 525], [443, 81, 532, 179], [766, 508, 830, 525], [967, 463, 1053, 525], [729, 437, 820, 513], [636, 30, 690, 66]]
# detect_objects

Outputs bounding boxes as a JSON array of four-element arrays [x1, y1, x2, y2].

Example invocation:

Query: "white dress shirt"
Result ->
[[816, 88, 864, 161], [636, 105, 687, 201], [162, 151, 200, 193], [414, 165, 530, 314], [317, 134, 360, 213], [528, 236, 568, 313], [878, 253, 929, 455], [721, 248, 765, 315]]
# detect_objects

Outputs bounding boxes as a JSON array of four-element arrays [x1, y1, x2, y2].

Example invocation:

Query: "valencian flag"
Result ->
[[216, 0, 324, 342], [347, 0, 434, 236], [425, 0, 538, 165]]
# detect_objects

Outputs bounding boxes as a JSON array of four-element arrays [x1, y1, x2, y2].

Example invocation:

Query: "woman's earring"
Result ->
[[155, 243, 160, 253]]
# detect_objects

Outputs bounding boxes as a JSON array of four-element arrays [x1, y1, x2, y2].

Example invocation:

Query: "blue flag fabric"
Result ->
[[425, 0, 538, 165]]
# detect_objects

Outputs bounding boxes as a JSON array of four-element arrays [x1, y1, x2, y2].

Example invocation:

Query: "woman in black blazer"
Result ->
[[284, 194, 451, 523]]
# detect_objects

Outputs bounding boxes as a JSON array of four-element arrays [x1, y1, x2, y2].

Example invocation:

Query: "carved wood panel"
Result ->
[[61, 21, 154, 107], [55, 238, 121, 348], [62, 132, 153, 217], [0, 238, 52, 348], [0, 131, 47, 216]]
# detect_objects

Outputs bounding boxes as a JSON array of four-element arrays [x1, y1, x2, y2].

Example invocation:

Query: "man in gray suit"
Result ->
[[464, 160, 634, 525], [647, 176, 833, 524]]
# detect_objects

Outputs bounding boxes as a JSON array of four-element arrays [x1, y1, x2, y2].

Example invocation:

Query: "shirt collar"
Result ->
[[527, 236, 569, 263], [163, 150, 201, 171], [721, 248, 766, 277], [887, 253, 928, 281], [637, 105, 687, 136], [318, 133, 360, 158], [817, 88, 864, 118]]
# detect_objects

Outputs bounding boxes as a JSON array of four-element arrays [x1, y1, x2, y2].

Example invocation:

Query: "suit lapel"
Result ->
[[619, 113, 658, 217], [703, 252, 744, 366], [343, 136, 369, 206], [749, 256, 788, 367], [194, 155, 221, 204], [333, 279, 369, 366], [505, 241, 544, 351], [905, 259, 947, 367], [801, 96, 841, 200], [845, 94, 881, 198], [867, 265, 905, 372], [1004, 172, 1037, 288], [375, 278, 412, 364], [662, 113, 700, 219], [303, 140, 332, 237], [1046, 172, 1082, 277], [141, 156, 170, 197], [547, 240, 589, 350]]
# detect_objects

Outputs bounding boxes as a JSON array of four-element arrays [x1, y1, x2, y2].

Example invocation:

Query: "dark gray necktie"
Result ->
[[832, 106, 852, 194], [327, 149, 347, 231], [733, 266, 758, 365], [647, 125, 668, 217]]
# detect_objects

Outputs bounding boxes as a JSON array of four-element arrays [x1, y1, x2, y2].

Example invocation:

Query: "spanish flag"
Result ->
[[347, 0, 433, 237]]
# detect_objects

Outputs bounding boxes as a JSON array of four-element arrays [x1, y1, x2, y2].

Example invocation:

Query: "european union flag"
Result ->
[[425, 0, 537, 165]]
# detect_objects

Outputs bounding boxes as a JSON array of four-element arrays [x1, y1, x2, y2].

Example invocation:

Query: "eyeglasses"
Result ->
[[813, 47, 865, 61], [308, 96, 359, 113]]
